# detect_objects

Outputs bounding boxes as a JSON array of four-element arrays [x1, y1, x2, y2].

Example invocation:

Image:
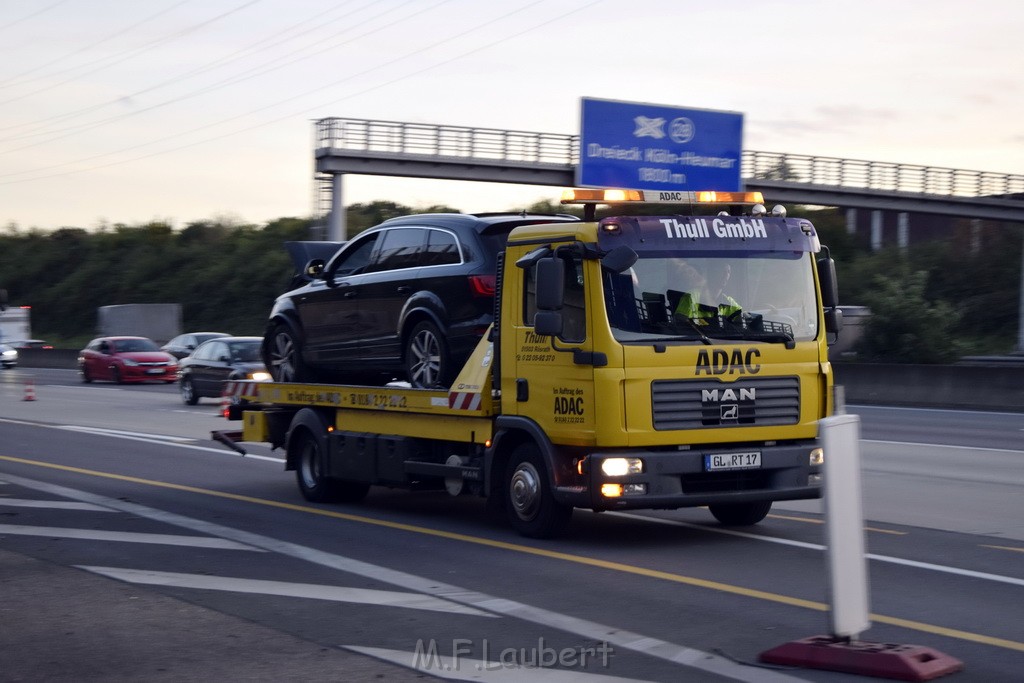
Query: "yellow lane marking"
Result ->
[[769, 513, 907, 535], [2, 454, 1021, 653], [981, 544, 1024, 554]]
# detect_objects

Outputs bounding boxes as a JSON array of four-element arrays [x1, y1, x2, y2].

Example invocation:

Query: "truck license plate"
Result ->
[[704, 452, 761, 471]]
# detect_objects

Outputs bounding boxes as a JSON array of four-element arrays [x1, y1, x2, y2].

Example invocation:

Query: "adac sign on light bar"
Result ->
[[578, 97, 743, 192], [560, 189, 763, 205]]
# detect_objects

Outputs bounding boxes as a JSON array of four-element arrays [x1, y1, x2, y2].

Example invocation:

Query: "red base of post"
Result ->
[[759, 635, 963, 681]]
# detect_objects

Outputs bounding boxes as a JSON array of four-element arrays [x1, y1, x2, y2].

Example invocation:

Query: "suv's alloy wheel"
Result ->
[[406, 320, 451, 389]]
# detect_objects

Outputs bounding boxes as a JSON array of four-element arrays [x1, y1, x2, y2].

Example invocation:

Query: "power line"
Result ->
[[0, 0, 602, 186], [0, 0, 69, 34], [0, 0, 417, 144], [0, 0, 263, 108], [0, 1, 193, 90], [0, 0, 446, 155]]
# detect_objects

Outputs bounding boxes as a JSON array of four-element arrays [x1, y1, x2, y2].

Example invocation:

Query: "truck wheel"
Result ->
[[504, 443, 572, 538], [709, 501, 772, 526], [405, 320, 451, 389], [294, 431, 369, 504], [266, 323, 310, 383], [180, 377, 198, 405]]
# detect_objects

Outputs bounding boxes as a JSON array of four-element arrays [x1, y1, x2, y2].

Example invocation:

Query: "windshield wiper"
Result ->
[[674, 315, 712, 345]]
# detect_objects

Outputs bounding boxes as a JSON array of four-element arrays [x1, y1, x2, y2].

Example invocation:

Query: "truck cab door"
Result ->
[[509, 251, 598, 445]]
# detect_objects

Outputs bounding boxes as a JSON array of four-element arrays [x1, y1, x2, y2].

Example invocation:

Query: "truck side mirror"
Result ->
[[817, 256, 843, 341], [601, 245, 638, 274], [817, 257, 839, 309], [534, 310, 563, 337], [534, 257, 565, 337], [535, 257, 565, 311], [824, 307, 843, 336]]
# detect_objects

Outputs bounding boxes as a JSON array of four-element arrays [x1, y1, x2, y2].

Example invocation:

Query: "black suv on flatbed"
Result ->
[[262, 211, 580, 388]]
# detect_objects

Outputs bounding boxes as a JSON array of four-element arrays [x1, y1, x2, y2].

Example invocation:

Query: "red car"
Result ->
[[78, 336, 179, 384]]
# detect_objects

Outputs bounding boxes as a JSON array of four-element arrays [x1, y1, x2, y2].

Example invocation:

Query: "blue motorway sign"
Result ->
[[578, 97, 743, 191]]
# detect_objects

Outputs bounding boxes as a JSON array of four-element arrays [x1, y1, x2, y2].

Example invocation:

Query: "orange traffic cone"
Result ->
[[23, 380, 36, 401]]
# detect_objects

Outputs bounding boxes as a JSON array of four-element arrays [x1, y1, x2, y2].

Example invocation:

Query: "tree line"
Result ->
[[1, 200, 1020, 362]]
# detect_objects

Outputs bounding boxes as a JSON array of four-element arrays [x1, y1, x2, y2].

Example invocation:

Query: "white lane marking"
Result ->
[[0, 417, 284, 463], [848, 404, 1024, 418], [863, 439, 1024, 455], [78, 566, 494, 617], [0, 497, 114, 511], [349, 645, 652, 682], [54, 425, 195, 443], [2, 473, 800, 683], [0, 524, 265, 550], [609, 513, 1024, 587]]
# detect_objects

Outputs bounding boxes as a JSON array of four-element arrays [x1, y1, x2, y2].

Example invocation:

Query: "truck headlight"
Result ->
[[809, 448, 824, 466], [601, 457, 643, 477]]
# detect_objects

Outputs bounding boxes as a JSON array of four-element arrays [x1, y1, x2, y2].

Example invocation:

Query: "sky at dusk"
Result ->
[[1, 0, 1022, 230]]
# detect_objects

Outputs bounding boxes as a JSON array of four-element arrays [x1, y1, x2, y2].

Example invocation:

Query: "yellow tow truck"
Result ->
[[215, 189, 842, 538]]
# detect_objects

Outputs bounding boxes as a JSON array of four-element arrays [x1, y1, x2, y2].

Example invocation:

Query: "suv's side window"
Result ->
[[366, 228, 426, 273], [423, 229, 461, 266], [209, 341, 229, 361], [194, 342, 219, 361], [331, 233, 380, 277]]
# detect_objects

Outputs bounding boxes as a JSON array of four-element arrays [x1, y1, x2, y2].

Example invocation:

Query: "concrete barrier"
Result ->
[[11, 349, 80, 369], [10, 349, 1023, 412], [833, 362, 1024, 412]]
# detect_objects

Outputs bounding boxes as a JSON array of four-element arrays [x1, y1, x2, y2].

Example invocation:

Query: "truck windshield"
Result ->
[[602, 252, 818, 344]]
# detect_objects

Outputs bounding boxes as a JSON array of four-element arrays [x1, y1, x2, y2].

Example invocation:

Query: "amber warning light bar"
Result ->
[[561, 188, 764, 205]]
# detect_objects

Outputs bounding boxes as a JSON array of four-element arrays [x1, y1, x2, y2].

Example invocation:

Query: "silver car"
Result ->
[[0, 343, 17, 369]]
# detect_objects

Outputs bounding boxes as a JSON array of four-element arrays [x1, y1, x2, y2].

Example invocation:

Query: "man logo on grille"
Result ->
[[721, 404, 739, 420]]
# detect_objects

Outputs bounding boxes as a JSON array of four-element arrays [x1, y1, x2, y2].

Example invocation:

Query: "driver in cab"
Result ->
[[671, 261, 741, 321]]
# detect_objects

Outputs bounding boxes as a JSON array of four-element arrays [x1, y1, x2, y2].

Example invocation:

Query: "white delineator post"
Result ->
[[820, 413, 870, 638]]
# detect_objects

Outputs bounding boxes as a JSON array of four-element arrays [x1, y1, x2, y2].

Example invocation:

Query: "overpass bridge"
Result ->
[[311, 117, 1024, 352], [313, 117, 1024, 226]]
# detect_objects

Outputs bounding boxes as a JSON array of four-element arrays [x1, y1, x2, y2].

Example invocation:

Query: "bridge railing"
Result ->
[[316, 117, 578, 166], [315, 117, 1024, 199], [742, 151, 1024, 198]]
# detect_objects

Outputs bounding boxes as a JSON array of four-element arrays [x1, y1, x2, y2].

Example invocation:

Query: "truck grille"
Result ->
[[651, 377, 800, 430]]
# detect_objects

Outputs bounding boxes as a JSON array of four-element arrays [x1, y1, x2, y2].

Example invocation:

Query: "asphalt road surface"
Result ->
[[1, 367, 1021, 682]]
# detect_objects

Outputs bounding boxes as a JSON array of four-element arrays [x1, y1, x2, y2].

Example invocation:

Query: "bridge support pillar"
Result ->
[[329, 173, 346, 242], [870, 211, 883, 251], [845, 208, 857, 235]]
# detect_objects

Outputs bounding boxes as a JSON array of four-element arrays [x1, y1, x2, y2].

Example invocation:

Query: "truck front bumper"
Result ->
[[554, 441, 822, 512]]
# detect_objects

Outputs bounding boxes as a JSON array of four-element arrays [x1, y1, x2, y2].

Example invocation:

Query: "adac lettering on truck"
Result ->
[[594, 215, 820, 253], [695, 348, 762, 376], [552, 385, 587, 425]]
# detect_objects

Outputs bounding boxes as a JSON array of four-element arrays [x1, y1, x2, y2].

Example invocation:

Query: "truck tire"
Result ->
[[405, 320, 452, 389], [504, 442, 572, 538], [266, 323, 311, 383], [294, 431, 369, 504], [709, 501, 772, 526], [180, 377, 199, 405]]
